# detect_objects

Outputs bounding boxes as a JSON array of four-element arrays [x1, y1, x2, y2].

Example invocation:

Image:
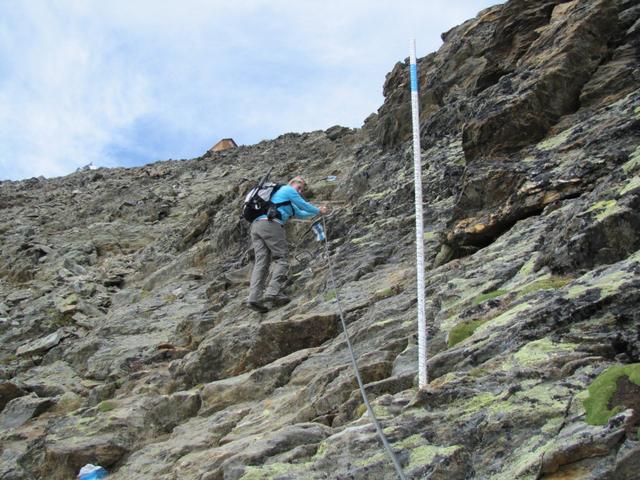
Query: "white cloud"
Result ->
[[0, 2, 154, 179], [0, 0, 502, 180]]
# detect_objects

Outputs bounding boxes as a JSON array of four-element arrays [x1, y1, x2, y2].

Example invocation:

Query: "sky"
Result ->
[[0, 1, 502, 181]]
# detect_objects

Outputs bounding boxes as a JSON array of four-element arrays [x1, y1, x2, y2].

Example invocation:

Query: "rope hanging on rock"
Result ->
[[321, 216, 407, 480]]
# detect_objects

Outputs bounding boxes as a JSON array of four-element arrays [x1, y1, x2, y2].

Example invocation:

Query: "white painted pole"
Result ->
[[410, 40, 428, 388]]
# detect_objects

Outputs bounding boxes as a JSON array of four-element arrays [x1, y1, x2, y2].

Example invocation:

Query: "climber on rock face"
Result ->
[[246, 176, 327, 313]]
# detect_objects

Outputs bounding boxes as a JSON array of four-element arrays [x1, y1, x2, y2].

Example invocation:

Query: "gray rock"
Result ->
[[1, 1, 640, 478], [6, 289, 34, 304], [15, 329, 73, 357], [0, 393, 54, 429], [0, 381, 26, 412]]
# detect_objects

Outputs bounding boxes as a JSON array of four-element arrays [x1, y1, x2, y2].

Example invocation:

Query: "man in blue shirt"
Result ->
[[247, 176, 327, 313]]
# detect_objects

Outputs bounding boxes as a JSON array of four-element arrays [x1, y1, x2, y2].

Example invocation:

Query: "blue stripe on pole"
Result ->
[[410, 64, 418, 92]]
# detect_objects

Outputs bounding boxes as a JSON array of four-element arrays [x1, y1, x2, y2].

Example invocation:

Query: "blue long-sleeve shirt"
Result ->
[[255, 184, 319, 225]]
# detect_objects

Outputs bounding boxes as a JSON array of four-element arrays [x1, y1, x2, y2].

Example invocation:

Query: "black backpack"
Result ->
[[242, 170, 292, 222]]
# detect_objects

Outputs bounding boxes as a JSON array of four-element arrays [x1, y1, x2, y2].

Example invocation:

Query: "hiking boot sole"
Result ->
[[246, 301, 268, 313], [264, 296, 291, 307]]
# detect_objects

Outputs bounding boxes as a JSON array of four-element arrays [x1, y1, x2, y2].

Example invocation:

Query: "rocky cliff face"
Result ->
[[1, 1, 640, 479]]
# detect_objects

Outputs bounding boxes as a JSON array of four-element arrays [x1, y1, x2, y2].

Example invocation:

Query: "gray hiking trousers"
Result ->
[[248, 219, 289, 303]]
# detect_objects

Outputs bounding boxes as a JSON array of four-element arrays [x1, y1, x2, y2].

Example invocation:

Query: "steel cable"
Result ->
[[320, 215, 407, 480]]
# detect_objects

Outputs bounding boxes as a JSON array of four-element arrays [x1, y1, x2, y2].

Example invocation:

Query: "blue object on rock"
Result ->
[[78, 464, 108, 479], [312, 220, 326, 242]]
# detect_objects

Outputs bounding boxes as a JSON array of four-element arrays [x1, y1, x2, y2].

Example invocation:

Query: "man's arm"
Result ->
[[287, 188, 320, 216], [291, 203, 318, 219]]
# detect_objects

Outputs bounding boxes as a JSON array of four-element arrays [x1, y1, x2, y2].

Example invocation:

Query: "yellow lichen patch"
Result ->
[[430, 371, 462, 388], [517, 257, 537, 276], [371, 318, 398, 329], [480, 382, 568, 428], [475, 302, 532, 335], [622, 146, 640, 175], [586, 199, 623, 222], [618, 175, 640, 196], [354, 452, 386, 468], [97, 400, 118, 413], [454, 392, 497, 414], [491, 431, 556, 480], [239, 463, 312, 479], [537, 129, 573, 151], [373, 285, 402, 301], [513, 338, 577, 367], [350, 234, 374, 245], [515, 275, 573, 298], [408, 444, 461, 470], [397, 434, 424, 449], [565, 269, 633, 300], [473, 289, 508, 304], [423, 231, 438, 242], [541, 416, 564, 435], [362, 187, 395, 201], [440, 277, 500, 329], [368, 403, 392, 420]]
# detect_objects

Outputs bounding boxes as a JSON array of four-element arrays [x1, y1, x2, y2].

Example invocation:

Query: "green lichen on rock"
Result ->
[[396, 434, 424, 449], [239, 462, 311, 479], [350, 234, 373, 245], [453, 381, 569, 429], [622, 147, 640, 174], [536, 128, 573, 151], [517, 257, 537, 276], [455, 392, 497, 414], [377, 420, 460, 470], [407, 444, 461, 469], [98, 400, 118, 413], [363, 187, 394, 201], [516, 276, 572, 297], [448, 318, 489, 347], [586, 199, 622, 221], [583, 363, 640, 425], [473, 289, 507, 305], [53, 392, 84, 414], [478, 302, 532, 332], [354, 451, 387, 468], [374, 284, 403, 301], [513, 338, 577, 367], [618, 175, 640, 196], [491, 431, 554, 480], [323, 290, 336, 302], [423, 230, 438, 241], [565, 269, 633, 300]]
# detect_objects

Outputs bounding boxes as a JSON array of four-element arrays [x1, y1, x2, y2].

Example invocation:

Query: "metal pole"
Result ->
[[410, 39, 428, 388]]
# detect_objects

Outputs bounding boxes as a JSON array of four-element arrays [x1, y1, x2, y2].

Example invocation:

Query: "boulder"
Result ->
[[15, 329, 74, 357], [0, 393, 55, 429], [0, 381, 26, 412]]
